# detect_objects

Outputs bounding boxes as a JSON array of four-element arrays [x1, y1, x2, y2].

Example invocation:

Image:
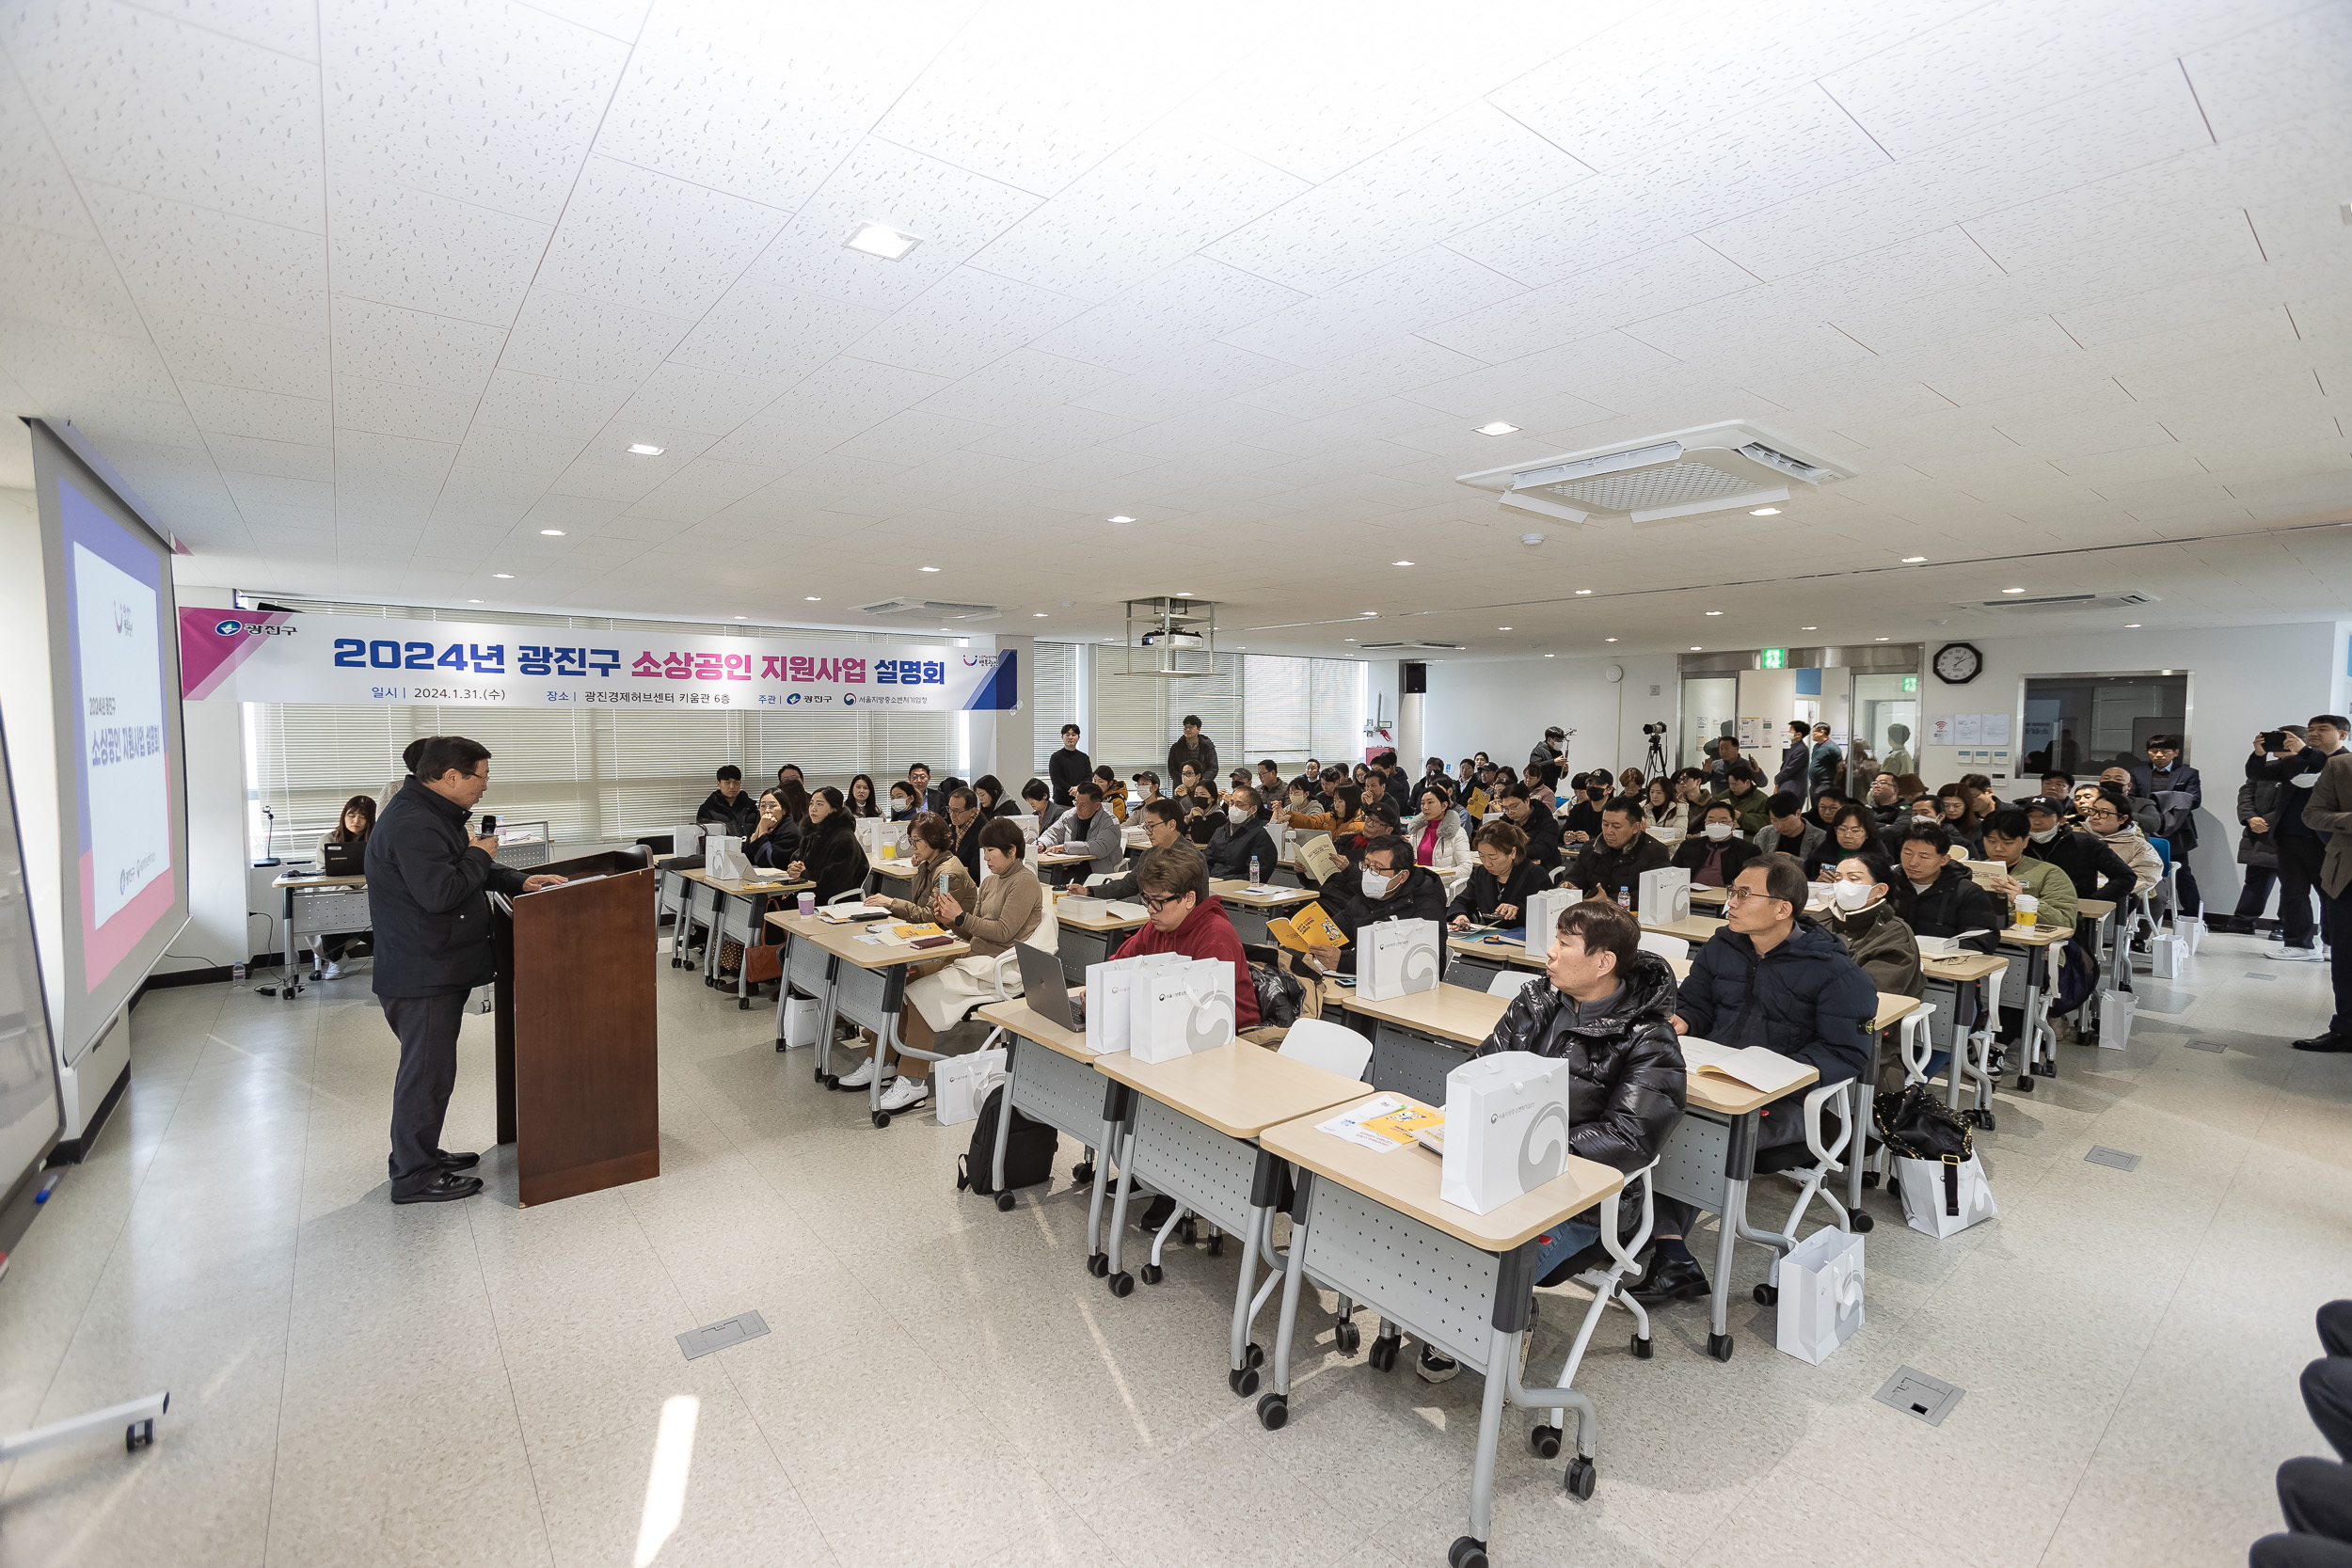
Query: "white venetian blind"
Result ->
[[1241, 656, 1310, 763], [1079, 646, 1359, 775], [1311, 660, 1368, 762], [1029, 641, 1080, 775]]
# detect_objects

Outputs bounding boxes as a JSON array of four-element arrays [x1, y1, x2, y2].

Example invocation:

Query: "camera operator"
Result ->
[[2249, 717, 2347, 966], [2218, 726, 2302, 935]]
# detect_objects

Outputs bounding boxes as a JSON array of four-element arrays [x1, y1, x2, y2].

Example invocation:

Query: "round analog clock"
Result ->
[[1932, 641, 1984, 685]]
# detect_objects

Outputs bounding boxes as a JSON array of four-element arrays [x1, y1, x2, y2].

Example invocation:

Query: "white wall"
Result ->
[[171, 583, 257, 974], [1421, 652, 1680, 780], [1920, 622, 2339, 915], [983, 632, 1033, 788], [0, 488, 62, 1013]]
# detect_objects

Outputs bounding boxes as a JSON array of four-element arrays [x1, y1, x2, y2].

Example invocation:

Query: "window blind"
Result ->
[[1311, 660, 1368, 763], [1029, 641, 1079, 775], [1048, 643, 1364, 777], [1241, 656, 1310, 763]]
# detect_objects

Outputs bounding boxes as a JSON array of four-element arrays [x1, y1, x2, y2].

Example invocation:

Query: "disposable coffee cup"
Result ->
[[797, 892, 816, 916]]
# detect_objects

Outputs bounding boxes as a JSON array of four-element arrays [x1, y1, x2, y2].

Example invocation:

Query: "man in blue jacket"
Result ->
[[1774, 720, 1810, 801], [1632, 851, 1877, 1304], [369, 736, 568, 1203]]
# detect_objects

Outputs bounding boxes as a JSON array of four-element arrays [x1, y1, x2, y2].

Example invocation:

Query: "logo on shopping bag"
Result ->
[[1400, 935, 1437, 990], [1184, 986, 1233, 1053], [1517, 1100, 1570, 1190]]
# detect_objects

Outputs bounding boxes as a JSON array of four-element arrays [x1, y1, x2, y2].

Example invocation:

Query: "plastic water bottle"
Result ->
[[1249, 855, 1261, 886], [1617, 886, 1632, 911]]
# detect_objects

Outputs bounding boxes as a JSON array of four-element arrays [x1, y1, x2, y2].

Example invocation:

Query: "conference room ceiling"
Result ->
[[1, 0, 2346, 661]]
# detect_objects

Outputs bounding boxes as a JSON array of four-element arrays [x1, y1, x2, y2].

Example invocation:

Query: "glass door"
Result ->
[[1848, 673, 1921, 787], [1680, 676, 1737, 770]]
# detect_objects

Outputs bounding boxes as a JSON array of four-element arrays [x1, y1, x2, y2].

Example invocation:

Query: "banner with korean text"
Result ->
[[179, 610, 1017, 712]]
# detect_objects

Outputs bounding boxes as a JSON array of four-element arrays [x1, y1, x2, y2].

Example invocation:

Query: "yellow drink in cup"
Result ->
[[2013, 894, 2039, 929]]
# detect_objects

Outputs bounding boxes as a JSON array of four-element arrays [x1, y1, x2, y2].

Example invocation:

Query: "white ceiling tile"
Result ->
[[500, 287, 691, 383], [911, 348, 1122, 427], [596, 4, 963, 210], [1067, 341, 1298, 423], [198, 431, 332, 481], [2182, 3, 2352, 143], [1421, 238, 1758, 364], [430, 464, 547, 527], [620, 457, 784, 524], [328, 182, 550, 325], [321, 0, 625, 224], [330, 296, 503, 389], [526, 0, 647, 40], [86, 185, 326, 330], [969, 130, 1307, 303], [1094, 401, 1297, 460], [179, 379, 330, 443], [1203, 103, 1589, 295], [148, 304, 327, 397], [0, 74, 97, 239], [1031, 256, 1307, 372], [543, 451, 665, 503], [454, 422, 585, 482], [221, 467, 332, 513], [10, 0, 323, 228], [1221, 246, 1524, 370], [850, 267, 1087, 378], [0, 222, 145, 334], [1235, 334, 1484, 420], [333, 372, 476, 442], [669, 281, 888, 384], [611, 362, 788, 438], [116, 0, 319, 55], [333, 427, 456, 501], [0, 317, 177, 403], [957, 403, 1143, 462], [533, 156, 784, 319], [469, 365, 632, 443], [1403, 330, 1681, 422]]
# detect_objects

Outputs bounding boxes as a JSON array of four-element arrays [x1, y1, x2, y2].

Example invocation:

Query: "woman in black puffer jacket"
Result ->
[[784, 786, 870, 906]]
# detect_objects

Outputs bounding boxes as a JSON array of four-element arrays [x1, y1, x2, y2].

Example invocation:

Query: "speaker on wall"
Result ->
[[1402, 661, 1426, 694]]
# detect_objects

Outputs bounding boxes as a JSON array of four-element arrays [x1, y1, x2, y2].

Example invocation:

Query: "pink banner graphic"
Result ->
[[178, 609, 295, 699]]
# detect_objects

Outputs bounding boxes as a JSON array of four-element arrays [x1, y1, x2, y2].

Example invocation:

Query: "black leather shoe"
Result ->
[[392, 1172, 483, 1204], [437, 1148, 480, 1170], [1629, 1254, 1711, 1304], [1137, 1194, 1177, 1231], [2293, 1035, 2352, 1053]]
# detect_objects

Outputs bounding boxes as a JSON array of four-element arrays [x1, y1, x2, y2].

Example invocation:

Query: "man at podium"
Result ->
[[368, 736, 567, 1204]]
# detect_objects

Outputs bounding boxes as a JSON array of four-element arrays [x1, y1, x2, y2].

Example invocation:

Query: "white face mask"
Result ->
[[1704, 821, 1735, 841], [1226, 805, 1248, 824], [1360, 867, 1395, 899], [2028, 826, 2058, 843], [1831, 879, 1873, 911]]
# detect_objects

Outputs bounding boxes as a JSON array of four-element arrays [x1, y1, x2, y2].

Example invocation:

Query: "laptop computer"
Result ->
[[322, 838, 362, 875], [1014, 942, 1083, 1030]]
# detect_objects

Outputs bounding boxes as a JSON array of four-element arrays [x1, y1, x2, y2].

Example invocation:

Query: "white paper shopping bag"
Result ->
[[2096, 987, 2135, 1050], [1523, 888, 1576, 958], [1638, 865, 1691, 924], [1358, 918, 1439, 1002], [2148, 932, 2185, 978], [856, 817, 911, 863], [934, 1048, 1009, 1126], [1775, 1227, 1865, 1365], [1085, 952, 1186, 1056], [779, 995, 821, 1049], [1438, 1051, 1573, 1215], [1896, 1153, 1997, 1238], [704, 835, 749, 881], [1128, 958, 1235, 1064]]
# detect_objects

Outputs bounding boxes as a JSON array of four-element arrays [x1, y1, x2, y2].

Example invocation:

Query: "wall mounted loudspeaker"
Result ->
[[1402, 661, 1426, 694]]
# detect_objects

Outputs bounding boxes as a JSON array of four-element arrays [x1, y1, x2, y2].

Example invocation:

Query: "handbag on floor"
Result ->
[[956, 1085, 1057, 1196], [1894, 1152, 1996, 1238]]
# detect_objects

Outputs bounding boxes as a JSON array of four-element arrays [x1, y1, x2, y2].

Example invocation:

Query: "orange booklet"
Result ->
[[1267, 901, 1346, 954]]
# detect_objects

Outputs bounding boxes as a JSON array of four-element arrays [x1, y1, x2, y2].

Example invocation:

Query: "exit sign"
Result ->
[[1902, 676, 1918, 693], [1760, 647, 1786, 669]]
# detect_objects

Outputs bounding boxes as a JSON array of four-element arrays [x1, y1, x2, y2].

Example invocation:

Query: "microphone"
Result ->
[[255, 805, 280, 867]]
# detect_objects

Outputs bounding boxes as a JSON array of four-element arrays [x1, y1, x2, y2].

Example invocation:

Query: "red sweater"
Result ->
[[1110, 895, 1262, 1031]]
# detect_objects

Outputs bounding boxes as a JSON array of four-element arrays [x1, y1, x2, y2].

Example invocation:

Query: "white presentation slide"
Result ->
[[72, 540, 169, 927]]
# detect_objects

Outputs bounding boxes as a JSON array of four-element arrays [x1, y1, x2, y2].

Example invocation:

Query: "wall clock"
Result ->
[[1932, 641, 1983, 685]]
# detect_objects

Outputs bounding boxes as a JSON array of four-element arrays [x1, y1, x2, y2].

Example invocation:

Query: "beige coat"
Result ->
[[878, 852, 977, 925], [2304, 751, 2352, 897], [902, 863, 1050, 1032]]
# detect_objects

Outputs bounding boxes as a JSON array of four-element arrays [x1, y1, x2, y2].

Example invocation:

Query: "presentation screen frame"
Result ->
[[25, 419, 191, 1064], [0, 710, 63, 1217]]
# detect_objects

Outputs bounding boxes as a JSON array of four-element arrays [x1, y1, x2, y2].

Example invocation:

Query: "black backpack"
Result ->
[[956, 1085, 1057, 1196]]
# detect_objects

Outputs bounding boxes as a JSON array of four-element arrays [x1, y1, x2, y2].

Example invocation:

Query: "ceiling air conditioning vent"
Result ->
[[1360, 641, 1467, 652], [857, 597, 996, 617], [1969, 592, 2159, 614], [1455, 420, 1854, 528]]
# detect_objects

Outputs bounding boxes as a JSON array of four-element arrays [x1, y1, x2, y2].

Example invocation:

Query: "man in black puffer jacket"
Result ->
[[1409, 900, 1687, 1385], [1633, 850, 1878, 1306], [1305, 835, 1449, 979], [1885, 820, 2002, 954]]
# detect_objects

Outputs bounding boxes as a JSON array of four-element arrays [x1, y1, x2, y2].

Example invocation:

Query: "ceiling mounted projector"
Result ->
[[1455, 420, 1854, 528], [1139, 629, 1206, 649]]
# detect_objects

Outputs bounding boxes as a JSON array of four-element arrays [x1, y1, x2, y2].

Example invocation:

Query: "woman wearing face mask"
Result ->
[[1645, 775, 1686, 842], [1448, 822, 1546, 929], [1410, 784, 1474, 899], [1278, 782, 1367, 843], [1203, 785, 1279, 879], [1670, 800, 1757, 888], [887, 781, 921, 822], [1824, 852, 1923, 998], [1804, 803, 1885, 879], [1562, 772, 1611, 846]]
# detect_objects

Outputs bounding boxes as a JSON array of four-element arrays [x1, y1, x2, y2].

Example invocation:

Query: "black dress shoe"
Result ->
[[437, 1148, 480, 1170], [2293, 1035, 2352, 1053], [1629, 1254, 1711, 1305], [1136, 1194, 1177, 1231], [392, 1172, 484, 1204]]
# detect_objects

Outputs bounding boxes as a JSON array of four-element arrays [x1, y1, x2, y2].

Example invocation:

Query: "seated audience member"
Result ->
[[1645, 775, 1688, 841], [837, 812, 983, 1103], [2084, 788, 2162, 893], [744, 786, 802, 870], [697, 765, 760, 837], [1719, 764, 1773, 837], [887, 780, 922, 822], [1756, 791, 1825, 862], [1565, 798, 1673, 910], [1562, 772, 1610, 847], [905, 762, 941, 815], [1805, 787, 1850, 836], [1960, 773, 2003, 824], [1414, 900, 1688, 1383], [1803, 803, 1884, 879], [1182, 782, 1222, 845], [1449, 822, 1548, 928], [1886, 821, 2001, 953], [1892, 771, 1929, 805], [846, 772, 882, 819], [1823, 852, 1922, 999], [2099, 764, 2166, 836], [1865, 771, 1906, 830], [2023, 797, 2135, 901], [1497, 784, 1566, 873], [972, 774, 1018, 817], [1359, 768, 1394, 820], [1089, 799, 1184, 901], [1673, 768, 1712, 823], [312, 795, 378, 977], [1281, 782, 1368, 841], [1673, 800, 1759, 888], [1616, 767, 1646, 797], [1301, 835, 1450, 978], [1258, 758, 1287, 798], [1409, 783, 1474, 899], [1977, 808, 2078, 930], [944, 786, 986, 879], [773, 762, 805, 792], [1637, 852, 1876, 1304], [1092, 766, 1130, 822], [1701, 734, 1744, 781], [2024, 770, 2076, 812], [1104, 843, 1261, 1034], [1021, 777, 1063, 830], [782, 786, 868, 905], [1130, 770, 1163, 807], [1036, 779, 1123, 871], [1206, 785, 1280, 880], [1936, 785, 1984, 852], [1907, 794, 1943, 830]]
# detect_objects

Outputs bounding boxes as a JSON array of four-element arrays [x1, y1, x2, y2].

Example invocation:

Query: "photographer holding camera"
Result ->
[[2219, 726, 2304, 935], [2248, 717, 2347, 969]]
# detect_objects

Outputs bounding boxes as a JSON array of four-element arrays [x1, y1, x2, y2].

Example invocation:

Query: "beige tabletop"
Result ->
[[273, 871, 363, 889], [1211, 879, 1316, 909], [1922, 951, 2011, 982], [764, 909, 972, 969], [1052, 895, 1151, 933], [2080, 898, 2117, 920], [1639, 913, 1726, 942], [870, 858, 921, 880], [1447, 932, 1548, 970], [1038, 848, 1096, 865], [1091, 1040, 1369, 1140], [1260, 1094, 1625, 1252], [1689, 884, 1728, 907], [1997, 926, 2071, 948], [681, 867, 811, 896], [973, 1001, 1096, 1062]]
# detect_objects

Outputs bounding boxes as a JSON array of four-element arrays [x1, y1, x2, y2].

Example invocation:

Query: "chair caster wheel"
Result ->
[[1334, 1322, 1360, 1354], [995, 1191, 1015, 1212], [813, 1065, 825, 1083], [126, 1418, 153, 1452], [1529, 1423, 1562, 1459], [1177, 1216, 1198, 1244], [871, 1110, 891, 1129], [1072, 1163, 1095, 1186], [1631, 1333, 1653, 1359], [1229, 1366, 1259, 1396], [1861, 1170, 1880, 1189], [1206, 1233, 1225, 1257], [1255, 1393, 1287, 1431], [1087, 1252, 1108, 1278], [1449, 1534, 1488, 1568], [1565, 1455, 1597, 1500], [1108, 1272, 1134, 1298], [1247, 1341, 1265, 1369], [2036, 1060, 2056, 1077], [1979, 1110, 1996, 1131], [2015, 1074, 2035, 1092], [1141, 1263, 1164, 1286], [821, 1074, 839, 1090], [1851, 1211, 1875, 1233], [1708, 1332, 1734, 1363], [1754, 1283, 1779, 1307], [738, 998, 750, 1010], [1368, 1337, 1400, 1372]]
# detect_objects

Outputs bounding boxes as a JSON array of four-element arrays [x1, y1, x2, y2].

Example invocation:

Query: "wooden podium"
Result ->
[[492, 848, 659, 1206]]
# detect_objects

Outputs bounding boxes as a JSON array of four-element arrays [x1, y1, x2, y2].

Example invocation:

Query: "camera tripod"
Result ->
[[1644, 729, 1667, 779]]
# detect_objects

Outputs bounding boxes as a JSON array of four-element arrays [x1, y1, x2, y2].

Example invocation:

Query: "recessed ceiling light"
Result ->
[[1475, 421, 1519, 436], [2124, 623, 2141, 628], [1108, 515, 1135, 524], [1574, 589, 1592, 595], [467, 598, 481, 603], [493, 573, 513, 579], [627, 442, 664, 456], [1544, 653, 1555, 658], [1392, 560, 1414, 566], [1901, 555, 1927, 563], [1498, 626, 1512, 631], [1691, 645, 1702, 651], [920, 564, 939, 572], [2002, 587, 2025, 594], [1705, 610, 1723, 616], [844, 222, 920, 261], [1750, 507, 1780, 515], [1032, 612, 1047, 617], [805, 595, 820, 601], [1175, 592, 1193, 597], [1874, 636, 1888, 641], [539, 529, 564, 536], [1604, 638, 1618, 642], [733, 615, 746, 621], [1362, 611, 1378, 617], [1343, 637, 1357, 641]]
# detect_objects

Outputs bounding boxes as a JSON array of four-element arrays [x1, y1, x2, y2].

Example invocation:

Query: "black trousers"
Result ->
[[2280, 837, 2325, 948], [2168, 832, 2201, 915], [383, 992, 469, 1196], [2327, 887, 2352, 1037], [2236, 866, 2280, 926], [2255, 1528, 2352, 1568]]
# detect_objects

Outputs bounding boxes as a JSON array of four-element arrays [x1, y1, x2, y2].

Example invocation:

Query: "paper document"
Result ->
[[889, 923, 946, 942], [1292, 834, 1343, 883], [518, 873, 606, 895], [1315, 1094, 1443, 1152], [818, 904, 887, 923], [1679, 1038, 1813, 1095]]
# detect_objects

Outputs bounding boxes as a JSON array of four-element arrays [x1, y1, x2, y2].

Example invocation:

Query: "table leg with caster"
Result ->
[[1258, 1171, 1313, 1431], [1086, 1082, 1132, 1278]]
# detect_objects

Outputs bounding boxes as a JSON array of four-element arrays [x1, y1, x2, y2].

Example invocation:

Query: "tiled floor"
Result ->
[[2, 927, 2347, 1567]]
